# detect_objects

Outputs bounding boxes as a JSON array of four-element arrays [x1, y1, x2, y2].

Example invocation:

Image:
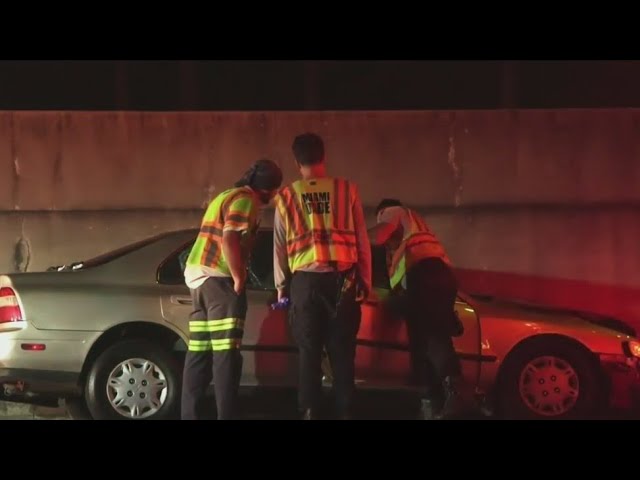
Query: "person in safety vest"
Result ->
[[273, 132, 371, 420], [368, 198, 466, 420], [181, 158, 283, 420]]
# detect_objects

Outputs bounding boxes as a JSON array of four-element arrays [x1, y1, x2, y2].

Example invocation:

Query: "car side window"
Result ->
[[178, 247, 191, 272], [157, 232, 276, 290], [371, 245, 391, 290], [246, 230, 275, 291], [157, 241, 194, 285]]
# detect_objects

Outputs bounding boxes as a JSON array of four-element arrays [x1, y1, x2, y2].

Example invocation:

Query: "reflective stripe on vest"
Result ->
[[275, 177, 358, 273], [186, 186, 255, 274], [389, 208, 450, 288]]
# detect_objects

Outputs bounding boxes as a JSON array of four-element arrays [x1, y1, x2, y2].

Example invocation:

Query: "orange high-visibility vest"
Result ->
[[274, 177, 358, 273], [186, 186, 257, 275], [389, 208, 450, 288]]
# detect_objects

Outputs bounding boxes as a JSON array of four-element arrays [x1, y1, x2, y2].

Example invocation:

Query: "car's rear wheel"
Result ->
[[497, 337, 604, 419], [84, 340, 181, 420]]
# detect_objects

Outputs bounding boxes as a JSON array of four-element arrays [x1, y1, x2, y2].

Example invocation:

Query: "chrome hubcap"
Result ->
[[106, 358, 168, 419], [519, 355, 579, 416]]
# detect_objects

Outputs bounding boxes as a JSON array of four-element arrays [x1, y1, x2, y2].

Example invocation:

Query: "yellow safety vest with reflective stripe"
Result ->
[[274, 177, 358, 273], [389, 208, 451, 289], [186, 186, 257, 275]]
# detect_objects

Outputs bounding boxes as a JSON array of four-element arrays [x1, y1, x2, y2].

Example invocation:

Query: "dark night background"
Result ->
[[1, 60, 639, 111]]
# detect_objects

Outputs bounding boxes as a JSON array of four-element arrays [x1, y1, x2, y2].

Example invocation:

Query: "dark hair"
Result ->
[[376, 198, 403, 215], [292, 132, 325, 166], [234, 158, 283, 191]]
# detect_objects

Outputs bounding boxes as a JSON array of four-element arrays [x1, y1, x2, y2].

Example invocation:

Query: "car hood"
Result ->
[[465, 293, 636, 338]]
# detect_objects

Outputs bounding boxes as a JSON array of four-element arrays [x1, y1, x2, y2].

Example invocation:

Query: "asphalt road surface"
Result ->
[[3, 390, 637, 420], [2, 390, 491, 420]]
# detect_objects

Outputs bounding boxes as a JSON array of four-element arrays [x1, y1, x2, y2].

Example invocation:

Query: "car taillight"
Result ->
[[0, 287, 23, 323]]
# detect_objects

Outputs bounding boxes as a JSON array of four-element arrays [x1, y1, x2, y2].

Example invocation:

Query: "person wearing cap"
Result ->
[[273, 133, 372, 420], [181, 158, 283, 420]]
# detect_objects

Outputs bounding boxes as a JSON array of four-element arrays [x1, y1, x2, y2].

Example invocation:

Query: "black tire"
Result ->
[[84, 339, 181, 420], [497, 337, 604, 420], [65, 397, 93, 420]]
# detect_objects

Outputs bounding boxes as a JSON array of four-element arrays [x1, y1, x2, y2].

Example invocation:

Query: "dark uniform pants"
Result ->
[[181, 276, 247, 420], [289, 270, 361, 417], [405, 257, 462, 402]]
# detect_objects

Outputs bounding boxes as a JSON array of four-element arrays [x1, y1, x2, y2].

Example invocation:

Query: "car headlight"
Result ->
[[623, 341, 640, 358]]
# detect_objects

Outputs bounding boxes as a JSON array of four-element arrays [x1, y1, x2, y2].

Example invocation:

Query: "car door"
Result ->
[[158, 230, 298, 388], [354, 245, 411, 387], [355, 246, 481, 392], [239, 230, 298, 387]]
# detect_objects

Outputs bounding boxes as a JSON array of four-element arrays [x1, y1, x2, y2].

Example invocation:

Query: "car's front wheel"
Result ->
[[84, 340, 181, 420], [497, 337, 605, 419]]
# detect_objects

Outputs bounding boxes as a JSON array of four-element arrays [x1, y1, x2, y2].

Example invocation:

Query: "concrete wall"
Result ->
[[1, 110, 639, 328]]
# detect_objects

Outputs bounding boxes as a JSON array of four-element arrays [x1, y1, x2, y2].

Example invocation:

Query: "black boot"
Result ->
[[419, 398, 440, 420], [436, 376, 466, 419], [301, 408, 320, 420]]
